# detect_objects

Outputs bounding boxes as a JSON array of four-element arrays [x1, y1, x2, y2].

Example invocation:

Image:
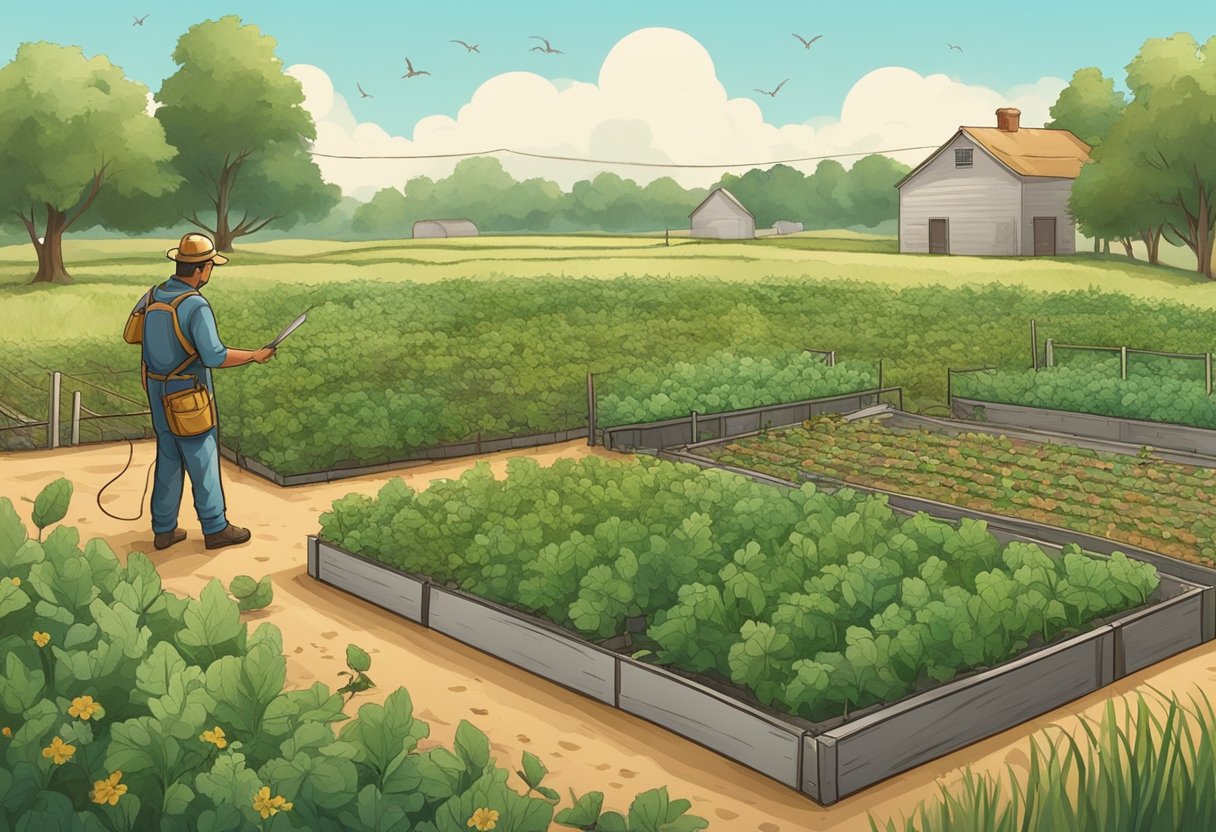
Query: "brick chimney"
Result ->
[[996, 108, 1021, 132]]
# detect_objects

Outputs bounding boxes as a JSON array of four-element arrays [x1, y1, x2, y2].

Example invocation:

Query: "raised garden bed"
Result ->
[[692, 411, 1216, 582], [307, 532, 1208, 805]]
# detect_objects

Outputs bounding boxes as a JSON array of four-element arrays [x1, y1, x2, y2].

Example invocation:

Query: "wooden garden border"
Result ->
[[306, 533, 1209, 805]]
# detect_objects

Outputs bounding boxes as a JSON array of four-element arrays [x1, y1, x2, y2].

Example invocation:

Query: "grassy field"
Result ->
[[2, 235, 1213, 346]]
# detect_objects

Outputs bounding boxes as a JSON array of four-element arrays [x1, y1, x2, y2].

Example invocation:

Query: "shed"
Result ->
[[897, 108, 1091, 256], [690, 188, 755, 239], [773, 220, 804, 235], [412, 219, 479, 239]]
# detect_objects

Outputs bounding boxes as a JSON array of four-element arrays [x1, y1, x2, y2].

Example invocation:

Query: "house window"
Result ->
[[955, 148, 973, 168]]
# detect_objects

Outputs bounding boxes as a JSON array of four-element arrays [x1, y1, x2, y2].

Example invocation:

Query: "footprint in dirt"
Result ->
[[594, 763, 611, 771], [759, 824, 780, 832], [558, 741, 580, 751], [470, 708, 489, 716], [618, 769, 636, 779], [715, 809, 739, 821], [448, 685, 467, 693], [321, 631, 338, 639], [517, 735, 531, 745]]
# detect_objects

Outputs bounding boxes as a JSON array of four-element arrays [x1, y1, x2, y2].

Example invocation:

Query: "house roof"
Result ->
[[896, 127, 1092, 187], [690, 187, 755, 219]]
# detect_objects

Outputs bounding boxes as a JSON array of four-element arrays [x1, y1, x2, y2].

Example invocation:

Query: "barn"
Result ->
[[412, 219, 479, 239], [897, 108, 1092, 256], [690, 188, 755, 239]]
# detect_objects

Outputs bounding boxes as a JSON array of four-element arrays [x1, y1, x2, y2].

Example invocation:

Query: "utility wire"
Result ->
[[306, 144, 940, 168]]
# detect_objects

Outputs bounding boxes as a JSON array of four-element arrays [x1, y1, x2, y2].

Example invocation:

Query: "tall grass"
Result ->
[[871, 688, 1216, 831]]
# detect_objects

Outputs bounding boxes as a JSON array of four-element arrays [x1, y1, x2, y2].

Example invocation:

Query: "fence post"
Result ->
[[877, 359, 884, 394], [586, 372, 596, 446], [1045, 339, 1055, 368], [1120, 346, 1128, 380], [71, 391, 81, 447], [828, 350, 836, 368], [47, 371, 61, 450], [690, 410, 699, 444], [1207, 353, 1213, 396], [1030, 319, 1038, 371]]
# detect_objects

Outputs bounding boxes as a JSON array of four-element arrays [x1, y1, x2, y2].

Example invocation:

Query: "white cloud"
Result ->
[[287, 28, 1066, 198], [145, 91, 160, 116]]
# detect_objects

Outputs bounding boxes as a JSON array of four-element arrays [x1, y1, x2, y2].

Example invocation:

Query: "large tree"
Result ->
[[1113, 34, 1216, 277], [844, 155, 909, 229], [0, 43, 178, 284], [155, 16, 338, 251]]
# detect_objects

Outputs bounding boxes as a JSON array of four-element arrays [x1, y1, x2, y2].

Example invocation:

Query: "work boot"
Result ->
[[153, 528, 187, 551], [204, 524, 251, 550]]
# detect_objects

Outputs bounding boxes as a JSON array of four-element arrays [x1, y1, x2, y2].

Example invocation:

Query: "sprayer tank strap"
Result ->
[[144, 288, 203, 383]]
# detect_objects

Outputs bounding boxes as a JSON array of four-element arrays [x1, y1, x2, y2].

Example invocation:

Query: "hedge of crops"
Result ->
[[0, 486, 705, 832], [320, 456, 1159, 723], [596, 351, 876, 427], [955, 355, 1216, 429], [10, 276, 1216, 471]]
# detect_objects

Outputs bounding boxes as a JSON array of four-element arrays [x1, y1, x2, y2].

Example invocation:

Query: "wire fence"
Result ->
[[0, 368, 151, 451]]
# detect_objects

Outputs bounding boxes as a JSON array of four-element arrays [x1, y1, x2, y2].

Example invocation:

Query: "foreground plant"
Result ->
[[871, 688, 1216, 831], [0, 483, 707, 831]]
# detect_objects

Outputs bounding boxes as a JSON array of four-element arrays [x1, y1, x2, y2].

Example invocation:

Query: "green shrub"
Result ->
[[0, 484, 706, 832]]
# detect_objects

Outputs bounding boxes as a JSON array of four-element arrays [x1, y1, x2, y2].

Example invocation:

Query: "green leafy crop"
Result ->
[[322, 456, 1158, 723]]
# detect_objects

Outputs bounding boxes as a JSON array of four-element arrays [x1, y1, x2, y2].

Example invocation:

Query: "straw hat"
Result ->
[[166, 233, 229, 265]]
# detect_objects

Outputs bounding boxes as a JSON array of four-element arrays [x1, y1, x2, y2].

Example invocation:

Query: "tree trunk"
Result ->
[[214, 203, 234, 253], [1120, 238, 1136, 259], [29, 207, 72, 285], [1102, 240, 1110, 255], [1093, 236, 1101, 254], [1198, 190, 1213, 280], [1142, 227, 1162, 265]]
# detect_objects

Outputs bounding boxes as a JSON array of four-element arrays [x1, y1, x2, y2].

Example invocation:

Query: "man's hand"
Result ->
[[253, 347, 276, 364]]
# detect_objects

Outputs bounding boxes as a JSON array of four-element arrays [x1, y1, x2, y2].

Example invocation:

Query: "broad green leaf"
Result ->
[[31, 479, 73, 531], [346, 644, 372, 673], [194, 749, 261, 808], [0, 580, 29, 620], [0, 498, 28, 559], [340, 688, 430, 779], [553, 790, 604, 827], [178, 580, 243, 655], [519, 750, 547, 789], [163, 782, 195, 815]]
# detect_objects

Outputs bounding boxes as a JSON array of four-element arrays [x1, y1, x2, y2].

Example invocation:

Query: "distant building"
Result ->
[[773, 220, 803, 235], [690, 188, 755, 239], [412, 219, 479, 239], [897, 108, 1092, 256]]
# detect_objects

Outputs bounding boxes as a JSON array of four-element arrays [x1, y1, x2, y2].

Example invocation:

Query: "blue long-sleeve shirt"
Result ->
[[139, 278, 229, 394]]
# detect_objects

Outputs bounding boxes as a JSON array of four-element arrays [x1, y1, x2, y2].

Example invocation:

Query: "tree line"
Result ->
[[1052, 33, 1216, 278], [351, 154, 909, 236]]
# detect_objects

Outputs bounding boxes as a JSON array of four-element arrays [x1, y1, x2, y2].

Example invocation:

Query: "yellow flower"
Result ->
[[42, 736, 76, 765], [1, 727, 11, 738], [32, 631, 50, 648], [9, 577, 19, 587], [200, 726, 228, 749], [91, 771, 128, 806], [252, 786, 293, 819], [69, 695, 101, 720], [467, 807, 500, 831]]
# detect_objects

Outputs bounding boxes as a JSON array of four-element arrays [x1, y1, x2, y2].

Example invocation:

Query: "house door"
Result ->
[[1033, 217, 1057, 256], [928, 219, 949, 254]]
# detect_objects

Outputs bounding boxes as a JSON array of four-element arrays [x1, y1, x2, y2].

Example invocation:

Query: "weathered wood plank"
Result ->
[[826, 627, 1113, 800], [1113, 588, 1205, 677], [617, 659, 805, 788], [429, 588, 616, 704], [315, 541, 427, 624]]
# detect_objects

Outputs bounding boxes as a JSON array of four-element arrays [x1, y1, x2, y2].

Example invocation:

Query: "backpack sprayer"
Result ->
[[96, 309, 309, 522]]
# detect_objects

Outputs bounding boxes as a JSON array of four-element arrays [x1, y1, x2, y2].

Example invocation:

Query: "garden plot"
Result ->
[[700, 413, 1216, 571], [311, 455, 1208, 804]]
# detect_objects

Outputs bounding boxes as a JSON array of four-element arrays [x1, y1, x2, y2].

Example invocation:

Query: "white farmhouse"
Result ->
[[897, 108, 1092, 256], [690, 188, 755, 239]]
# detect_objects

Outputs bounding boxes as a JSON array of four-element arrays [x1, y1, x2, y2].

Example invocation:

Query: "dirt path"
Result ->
[[3, 440, 1216, 831]]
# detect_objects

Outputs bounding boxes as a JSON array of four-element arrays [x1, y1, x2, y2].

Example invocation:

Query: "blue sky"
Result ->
[[2, 0, 1211, 136]]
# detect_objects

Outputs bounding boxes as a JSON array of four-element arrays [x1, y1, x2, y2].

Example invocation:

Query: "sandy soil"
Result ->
[[3, 439, 1216, 831]]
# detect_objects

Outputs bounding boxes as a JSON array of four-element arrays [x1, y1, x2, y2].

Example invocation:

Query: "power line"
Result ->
[[305, 144, 940, 169]]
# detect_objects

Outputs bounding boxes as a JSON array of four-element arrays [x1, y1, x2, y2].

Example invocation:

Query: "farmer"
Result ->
[[134, 233, 275, 551]]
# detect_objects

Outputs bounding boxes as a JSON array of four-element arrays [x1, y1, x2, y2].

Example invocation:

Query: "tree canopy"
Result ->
[[155, 16, 338, 250], [0, 43, 178, 282]]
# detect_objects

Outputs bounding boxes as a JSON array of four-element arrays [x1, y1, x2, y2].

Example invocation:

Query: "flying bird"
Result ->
[[754, 79, 789, 98], [401, 57, 430, 78], [357, 83, 372, 99], [451, 39, 480, 53], [530, 36, 562, 54], [132, 14, 149, 26], [792, 33, 822, 49], [947, 43, 963, 52]]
